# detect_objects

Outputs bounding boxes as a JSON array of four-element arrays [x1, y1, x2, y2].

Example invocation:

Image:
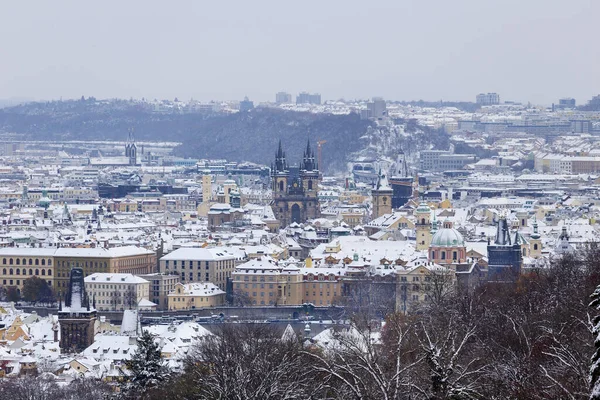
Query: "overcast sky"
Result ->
[[0, 0, 598, 105]]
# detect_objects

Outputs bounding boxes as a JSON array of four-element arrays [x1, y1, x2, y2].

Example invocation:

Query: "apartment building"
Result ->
[[159, 247, 236, 290], [138, 273, 179, 311], [231, 258, 303, 306]]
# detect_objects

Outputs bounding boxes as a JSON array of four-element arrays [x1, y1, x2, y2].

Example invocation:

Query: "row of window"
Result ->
[[165, 260, 233, 269], [2, 268, 52, 276], [305, 291, 337, 298], [2, 258, 51, 266], [172, 297, 209, 302], [399, 276, 432, 282], [58, 261, 108, 268], [430, 250, 461, 260], [3, 279, 51, 286]]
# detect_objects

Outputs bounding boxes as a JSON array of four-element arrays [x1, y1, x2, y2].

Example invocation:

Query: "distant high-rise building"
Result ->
[[275, 92, 292, 104], [366, 97, 387, 119], [239, 96, 254, 112], [296, 92, 321, 105], [559, 98, 576, 108], [476, 93, 500, 106]]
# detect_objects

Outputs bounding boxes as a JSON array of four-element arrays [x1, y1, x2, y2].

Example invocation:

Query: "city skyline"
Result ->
[[0, 0, 598, 105]]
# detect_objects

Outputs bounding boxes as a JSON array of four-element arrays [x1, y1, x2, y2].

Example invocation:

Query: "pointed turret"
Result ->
[[273, 140, 288, 173], [513, 228, 521, 245], [494, 217, 511, 246]]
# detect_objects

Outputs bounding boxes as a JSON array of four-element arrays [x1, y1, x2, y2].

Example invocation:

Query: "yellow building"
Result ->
[[0, 248, 56, 293], [339, 190, 368, 205], [167, 282, 225, 310], [53, 246, 156, 291], [231, 258, 303, 306], [301, 268, 344, 306]]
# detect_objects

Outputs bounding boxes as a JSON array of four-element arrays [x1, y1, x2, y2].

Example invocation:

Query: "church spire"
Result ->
[[531, 216, 540, 239]]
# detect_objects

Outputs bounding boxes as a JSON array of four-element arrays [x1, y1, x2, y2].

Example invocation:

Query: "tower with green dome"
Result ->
[[415, 202, 432, 251]]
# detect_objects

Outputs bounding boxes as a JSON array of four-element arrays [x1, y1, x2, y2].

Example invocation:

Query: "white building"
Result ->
[[84, 273, 151, 311]]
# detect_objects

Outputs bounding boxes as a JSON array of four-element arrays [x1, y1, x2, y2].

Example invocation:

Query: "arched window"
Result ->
[[9, 269, 13, 275], [279, 181, 284, 191], [41, 270, 46, 276], [16, 259, 20, 265], [421, 218, 425, 225], [533, 243, 538, 250], [28, 259, 32, 265], [35, 259, 39, 266], [35, 269, 39, 275], [2, 268, 5, 274], [2, 258, 5, 265], [22, 259, 26, 265], [48, 259, 52, 266], [41, 259, 46, 266], [308, 180, 313, 190], [9, 259, 13, 265], [522, 248, 527, 256], [47, 269, 52, 276], [15, 269, 20, 275], [29, 269, 33, 275]]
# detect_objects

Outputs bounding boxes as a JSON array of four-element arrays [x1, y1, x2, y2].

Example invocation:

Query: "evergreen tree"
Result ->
[[591, 285, 600, 399], [22, 276, 54, 304], [124, 330, 168, 398]]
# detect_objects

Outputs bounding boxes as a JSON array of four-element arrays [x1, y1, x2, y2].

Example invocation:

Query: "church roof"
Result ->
[[430, 228, 465, 247]]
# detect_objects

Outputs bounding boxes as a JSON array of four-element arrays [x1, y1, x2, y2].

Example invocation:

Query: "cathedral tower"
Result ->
[[271, 140, 320, 228]]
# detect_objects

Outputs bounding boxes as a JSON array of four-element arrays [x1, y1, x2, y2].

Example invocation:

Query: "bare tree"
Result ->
[[124, 286, 138, 310], [110, 289, 121, 311], [304, 315, 425, 400], [183, 324, 324, 399], [422, 266, 455, 310], [415, 318, 484, 399]]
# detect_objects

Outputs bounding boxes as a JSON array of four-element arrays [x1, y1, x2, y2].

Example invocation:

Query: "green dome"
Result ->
[[430, 228, 465, 247], [416, 202, 431, 213]]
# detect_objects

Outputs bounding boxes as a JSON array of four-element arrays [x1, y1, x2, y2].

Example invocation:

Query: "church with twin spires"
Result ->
[[271, 140, 320, 228]]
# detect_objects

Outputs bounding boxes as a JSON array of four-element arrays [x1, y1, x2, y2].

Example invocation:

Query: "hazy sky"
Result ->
[[0, 0, 598, 105]]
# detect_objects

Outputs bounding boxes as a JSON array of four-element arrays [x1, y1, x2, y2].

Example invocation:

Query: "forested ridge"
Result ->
[[0, 100, 373, 172]]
